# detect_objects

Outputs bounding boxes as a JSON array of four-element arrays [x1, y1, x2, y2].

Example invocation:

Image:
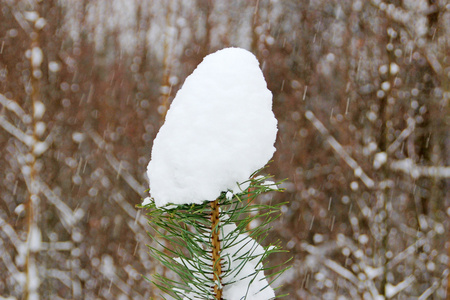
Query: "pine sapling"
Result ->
[[140, 47, 289, 299], [141, 172, 289, 299]]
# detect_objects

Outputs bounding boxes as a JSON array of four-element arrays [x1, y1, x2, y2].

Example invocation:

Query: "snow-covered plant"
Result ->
[[141, 48, 289, 299], [144, 173, 287, 299]]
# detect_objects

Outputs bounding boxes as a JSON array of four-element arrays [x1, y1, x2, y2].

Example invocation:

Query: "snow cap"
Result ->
[[147, 47, 277, 207]]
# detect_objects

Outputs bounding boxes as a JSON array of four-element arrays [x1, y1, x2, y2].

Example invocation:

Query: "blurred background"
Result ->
[[0, 0, 449, 299]]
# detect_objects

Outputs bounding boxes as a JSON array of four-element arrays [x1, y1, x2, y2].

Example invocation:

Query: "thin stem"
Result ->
[[210, 199, 222, 299]]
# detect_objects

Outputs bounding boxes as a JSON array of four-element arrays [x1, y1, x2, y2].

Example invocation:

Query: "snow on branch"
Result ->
[[0, 116, 34, 147], [87, 129, 146, 196], [387, 234, 428, 269], [12, 10, 33, 35], [87, 130, 149, 234], [41, 241, 74, 251], [106, 153, 145, 196], [300, 242, 358, 286], [38, 178, 79, 230], [323, 258, 359, 287], [0, 93, 26, 119], [369, 0, 411, 26], [418, 281, 440, 300], [369, 0, 443, 76], [0, 216, 22, 253], [111, 192, 148, 229], [147, 47, 277, 207], [385, 276, 415, 299], [390, 159, 450, 179], [94, 255, 143, 298], [305, 110, 375, 188], [386, 118, 415, 154], [301, 239, 387, 299], [0, 239, 24, 286], [46, 269, 72, 289]]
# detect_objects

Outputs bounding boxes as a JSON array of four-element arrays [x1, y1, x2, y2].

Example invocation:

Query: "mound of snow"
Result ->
[[147, 47, 277, 207]]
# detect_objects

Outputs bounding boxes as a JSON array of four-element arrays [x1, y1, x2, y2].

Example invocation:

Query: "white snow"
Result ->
[[313, 233, 324, 244], [0, 296, 18, 300], [31, 47, 43, 68], [373, 152, 387, 169], [390, 158, 450, 179], [358, 234, 369, 244], [141, 197, 151, 206], [72, 132, 85, 143], [147, 47, 277, 207], [391, 158, 420, 178], [29, 225, 42, 252], [221, 224, 275, 300], [35, 121, 46, 137], [28, 260, 40, 299], [178, 223, 275, 300], [14, 204, 25, 215], [385, 276, 415, 298], [101, 255, 115, 276], [263, 180, 277, 188], [48, 61, 61, 72], [381, 81, 391, 91], [33, 141, 49, 156], [24, 11, 39, 22], [390, 63, 399, 75], [35, 18, 47, 30], [379, 64, 388, 75], [33, 101, 45, 119], [363, 265, 383, 280]]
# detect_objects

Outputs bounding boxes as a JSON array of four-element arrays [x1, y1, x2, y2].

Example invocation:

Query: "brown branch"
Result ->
[[210, 199, 222, 299]]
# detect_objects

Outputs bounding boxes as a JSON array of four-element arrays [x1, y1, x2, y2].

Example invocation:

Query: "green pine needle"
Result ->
[[140, 167, 290, 299]]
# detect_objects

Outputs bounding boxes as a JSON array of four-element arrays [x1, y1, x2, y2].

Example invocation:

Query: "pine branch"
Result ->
[[141, 170, 289, 299]]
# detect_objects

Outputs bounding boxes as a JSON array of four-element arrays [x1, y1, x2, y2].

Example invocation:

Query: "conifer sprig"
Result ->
[[140, 170, 290, 299]]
